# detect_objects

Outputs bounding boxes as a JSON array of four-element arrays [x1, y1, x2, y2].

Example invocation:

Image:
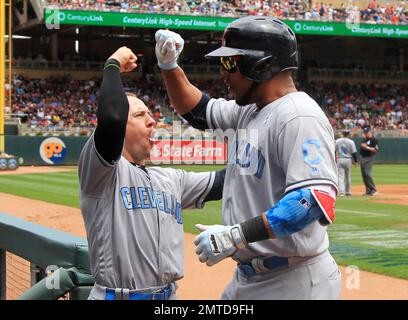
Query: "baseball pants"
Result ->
[[337, 158, 352, 195], [221, 250, 341, 300], [360, 157, 377, 194]]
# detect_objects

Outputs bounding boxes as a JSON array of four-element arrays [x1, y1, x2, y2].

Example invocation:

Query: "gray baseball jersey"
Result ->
[[205, 91, 338, 260], [336, 137, 357, 159], [78, 135, 215, 291]]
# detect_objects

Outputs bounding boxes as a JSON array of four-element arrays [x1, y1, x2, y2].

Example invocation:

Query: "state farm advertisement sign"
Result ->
[[149, 140, 227, 164]]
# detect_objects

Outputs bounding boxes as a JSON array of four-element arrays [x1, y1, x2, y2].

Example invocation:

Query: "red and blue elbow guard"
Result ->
[[265, 188, 335, 238]]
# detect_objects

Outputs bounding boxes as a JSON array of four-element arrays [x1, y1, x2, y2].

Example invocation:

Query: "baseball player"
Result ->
[[360, 126, 379, 195], [78, 47, 225, 300], [155, 16, 341, 300], [335, 129, 358, 196]]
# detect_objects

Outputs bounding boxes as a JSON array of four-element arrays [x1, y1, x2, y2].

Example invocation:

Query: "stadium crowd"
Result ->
[[305, 81, 408, 131], [47, 0, 408, 25], [9, 74, 171, 133], [7, 74, 408, 133]]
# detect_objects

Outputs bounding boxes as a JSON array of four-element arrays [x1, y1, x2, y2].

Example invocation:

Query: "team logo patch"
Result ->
[[310, 166, 320, 176], [302, 139, 322, 165], [39, 137, 67, 165], [300, 197, 311, 209]]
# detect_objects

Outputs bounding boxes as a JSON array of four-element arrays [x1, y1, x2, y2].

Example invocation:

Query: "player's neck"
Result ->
[[254, 73, 297, 109], [255, 83, 298, 109], [123, 149, 146, 166]]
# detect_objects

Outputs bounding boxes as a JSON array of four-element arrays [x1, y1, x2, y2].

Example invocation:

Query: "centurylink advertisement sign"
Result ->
[[44, 9, 408, 38]]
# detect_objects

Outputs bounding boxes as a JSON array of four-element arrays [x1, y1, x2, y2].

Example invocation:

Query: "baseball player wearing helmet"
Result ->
[[155, 16, 341, 300], [78, 47, 225, 300]]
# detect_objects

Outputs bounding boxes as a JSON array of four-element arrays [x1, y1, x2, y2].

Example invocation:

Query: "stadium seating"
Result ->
[[7, 73, 408, 135]]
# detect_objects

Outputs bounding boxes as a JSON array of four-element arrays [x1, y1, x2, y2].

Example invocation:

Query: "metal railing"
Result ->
[[10, 60, 106, 71], [18, 124, 94, 137], [0, 212, 93, 300], [10, 59, 221, 74], [335, 129, 408, 138], [308, 68, 408, 79], [10, 59, 407, 79]]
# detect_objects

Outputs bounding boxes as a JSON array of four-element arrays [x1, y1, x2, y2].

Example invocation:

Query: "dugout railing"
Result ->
[[0, 212, 94, 300], [308, 68, 408, 80]]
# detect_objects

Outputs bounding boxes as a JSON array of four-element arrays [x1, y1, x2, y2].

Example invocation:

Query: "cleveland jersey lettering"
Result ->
[[120, 186, 182, 223], [79, 135, 214, 290]]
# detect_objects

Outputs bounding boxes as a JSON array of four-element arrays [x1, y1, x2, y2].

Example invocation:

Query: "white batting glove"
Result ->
[[155, 29, 184, 70], [194, 224, 247, 266]]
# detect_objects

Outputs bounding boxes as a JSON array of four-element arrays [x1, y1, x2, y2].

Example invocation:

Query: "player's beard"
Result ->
[[235, 82, 258, 107]]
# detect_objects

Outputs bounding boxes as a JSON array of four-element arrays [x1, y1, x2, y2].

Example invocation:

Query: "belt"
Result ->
[[105, 284, 173, 300], [237, 256, 289, 277]]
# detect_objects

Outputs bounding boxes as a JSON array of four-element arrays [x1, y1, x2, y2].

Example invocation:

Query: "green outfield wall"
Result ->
[[352, 138, 408, 164], [4, 136, 408, 165], [5, 136, 88, 166]]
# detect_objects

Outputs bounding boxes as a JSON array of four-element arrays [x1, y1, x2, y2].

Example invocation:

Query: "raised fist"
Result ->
[[108, 47, 138, 73], [155, 29, 184, 70]]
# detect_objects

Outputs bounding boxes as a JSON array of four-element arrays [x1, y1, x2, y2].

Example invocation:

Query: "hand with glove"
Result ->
[[155, 29, 185, 70], [194, 223, 247, 266]]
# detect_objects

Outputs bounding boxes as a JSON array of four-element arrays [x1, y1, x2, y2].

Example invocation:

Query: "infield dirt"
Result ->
[[0, 193, 408, 300], [1, 166, 408, 299]]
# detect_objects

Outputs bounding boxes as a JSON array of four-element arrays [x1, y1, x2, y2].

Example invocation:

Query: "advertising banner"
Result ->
[[44, 9, 408, 38]]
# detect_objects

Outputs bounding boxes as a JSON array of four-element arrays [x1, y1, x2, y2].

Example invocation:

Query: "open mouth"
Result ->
[[149, 129, 158, 144]]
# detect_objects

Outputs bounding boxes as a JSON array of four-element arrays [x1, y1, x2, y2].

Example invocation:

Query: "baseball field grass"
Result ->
[[0, 164, 408, 279]]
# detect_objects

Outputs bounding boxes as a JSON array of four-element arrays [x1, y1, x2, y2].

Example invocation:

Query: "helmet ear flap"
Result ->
[[241, 53, 298, 82], [252, 56, 274, 73], [245, 55, 280, 82]]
